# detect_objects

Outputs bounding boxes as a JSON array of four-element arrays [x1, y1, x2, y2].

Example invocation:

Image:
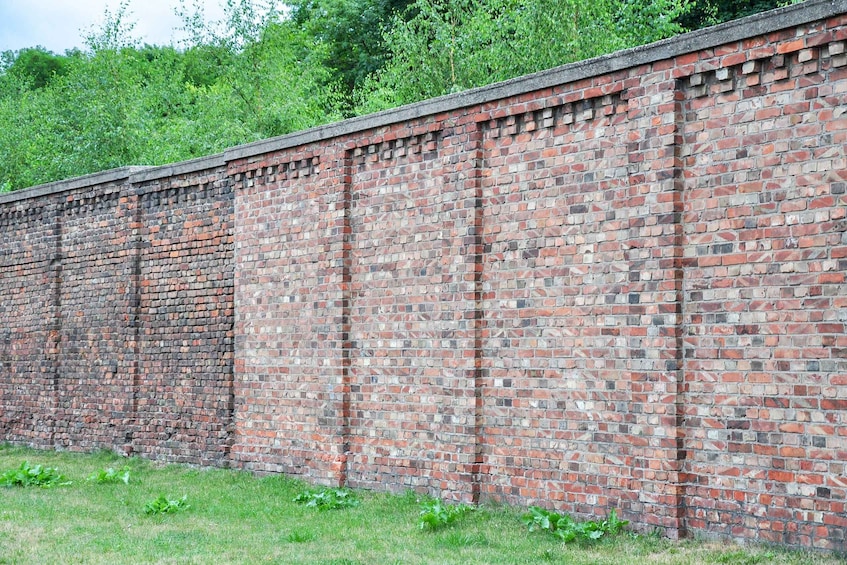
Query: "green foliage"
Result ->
[[523, 506, 628, 543], [293, 487, 360, 510], [178, 0, 344, 138], [0, 461, 70, 488], [2, 47, 73, 89], [418, 498, 473, 531], [87, 466, 131, 485], [290, 0, 414, 110], [356, 0, 690, 112], [678, 0, 804, 30], [0, 0, 342, 191], [82, 0, 140, 52], [286, 530, 316, 543], [144, 494, 189, 515]]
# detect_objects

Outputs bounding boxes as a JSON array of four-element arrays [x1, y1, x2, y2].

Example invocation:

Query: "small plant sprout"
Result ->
[[87, 466, 131, 485], [417, 498, 474, 531], [286, 530, 315, 543], [144, 495, 189, 515], [0, 461, 70, 488], [523, 506, 628, 543], [293, 487, 360, 510]]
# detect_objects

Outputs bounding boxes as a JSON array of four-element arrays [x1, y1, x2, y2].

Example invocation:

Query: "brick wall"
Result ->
[[679, 24, 847, 548], [0, 195, 60, 443], [229, 146, 347, 481], [54, 181, 133, 450], [133, 163, 235, 466], [1, 0, 846, 550], [475, 69, 686, 531], [0, 159, 235, 466]]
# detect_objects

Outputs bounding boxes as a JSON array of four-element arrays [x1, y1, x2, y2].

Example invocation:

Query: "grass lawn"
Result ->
[[0, 444, 843, 564]]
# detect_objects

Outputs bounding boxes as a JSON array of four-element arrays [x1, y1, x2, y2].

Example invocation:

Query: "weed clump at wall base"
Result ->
[[0, 461, 70, 488], [523, 507, 628, 543], [87, 467, 131, 485], [293, 488, 360, 510], [418, 498, 474, 531], [144, 495, 189, 515]]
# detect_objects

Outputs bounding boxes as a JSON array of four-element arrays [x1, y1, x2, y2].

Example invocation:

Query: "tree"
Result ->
[[677, 0, 805, 30], [289, 0, 414, 111], [0, 0, 346, 190], [178, 0, 344, 137], [356, 0, 690, 112], [1, 47, 73, 89]]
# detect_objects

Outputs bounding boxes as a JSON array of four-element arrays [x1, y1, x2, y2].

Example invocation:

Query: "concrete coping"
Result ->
[[129, 153, 226, 184], [0, 166, 151, 205], [3, 0, 845, 202], [0, 153, 227, 204]]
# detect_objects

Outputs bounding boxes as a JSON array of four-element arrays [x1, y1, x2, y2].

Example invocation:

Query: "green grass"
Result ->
[[0, 444, 843, 564]]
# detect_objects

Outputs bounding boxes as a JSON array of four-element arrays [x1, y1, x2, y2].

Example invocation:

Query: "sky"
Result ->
[[0, 0, 227, 53]]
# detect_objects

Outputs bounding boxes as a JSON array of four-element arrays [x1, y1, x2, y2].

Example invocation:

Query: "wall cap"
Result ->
[[0, 166, 151, 204], [130, 153, 226, 184]]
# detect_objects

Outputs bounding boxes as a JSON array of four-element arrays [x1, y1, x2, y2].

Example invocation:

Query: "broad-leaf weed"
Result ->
[[0, 461, 70, 488], [87, 466, 131, 485], [418, 498, 474, 531], [293, 488, 360, 510], [523, 506, 628, 543], [144, 495, 189, 515]]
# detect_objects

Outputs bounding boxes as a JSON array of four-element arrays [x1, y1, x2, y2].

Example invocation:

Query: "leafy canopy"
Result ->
[[355, 0, 691, 112]]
